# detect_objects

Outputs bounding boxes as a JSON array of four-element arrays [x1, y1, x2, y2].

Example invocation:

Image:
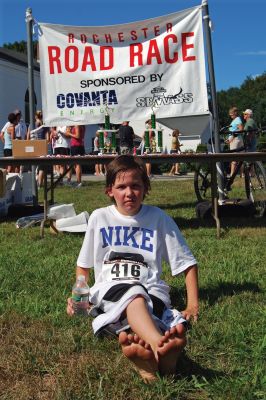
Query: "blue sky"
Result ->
[[0, 0, 265, 91]]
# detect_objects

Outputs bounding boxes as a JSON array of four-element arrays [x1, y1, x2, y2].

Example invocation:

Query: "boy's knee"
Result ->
[[134, 294, 146, 302], [129, 295, 147, 307]]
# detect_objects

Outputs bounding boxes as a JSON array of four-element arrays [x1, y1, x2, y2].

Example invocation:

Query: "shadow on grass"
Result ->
[[172, 216, 215, 230], [217, 216, 266, 229], [156, 201, 266, 229], [155, 202, 196, 210], [176, 352, 224, 381], [170, 281, 261, 310], [169, 281, 262, 382], [199, 281, 262, 306]]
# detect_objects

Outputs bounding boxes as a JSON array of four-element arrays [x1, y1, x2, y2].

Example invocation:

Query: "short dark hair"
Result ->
[[105, 155, 151, 195], [8, 113, 17, 124]]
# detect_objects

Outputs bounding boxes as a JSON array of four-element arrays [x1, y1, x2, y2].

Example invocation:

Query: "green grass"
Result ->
[[0, 179, 265, 400]]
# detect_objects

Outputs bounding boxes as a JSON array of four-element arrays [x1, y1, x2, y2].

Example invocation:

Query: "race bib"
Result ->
[[102, 259, 148, 283]]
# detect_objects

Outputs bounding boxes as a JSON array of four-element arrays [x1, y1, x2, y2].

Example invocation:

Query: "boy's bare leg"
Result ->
[[125, 296, 186, 376], [119, 332, 158, 383], [126, 296, 164, 346], [157, 324, 186, 375]]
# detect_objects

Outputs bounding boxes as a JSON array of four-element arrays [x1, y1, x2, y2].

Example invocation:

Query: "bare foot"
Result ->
[[157, 324, 186, 376], [119, 331, 158, 383]]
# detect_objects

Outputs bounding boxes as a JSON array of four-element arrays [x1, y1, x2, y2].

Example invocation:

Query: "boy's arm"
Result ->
[[76, 266, 91, 284], [182, 264, 199, 322]]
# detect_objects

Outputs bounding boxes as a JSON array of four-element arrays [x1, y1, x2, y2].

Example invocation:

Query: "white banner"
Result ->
[[38, 6, 209, 126]]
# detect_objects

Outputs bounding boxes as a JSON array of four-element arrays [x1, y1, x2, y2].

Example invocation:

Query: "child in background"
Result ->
[[93, 131, 103, 176], [142, 119, 154, 177], [67, 155, 199, 383], [169, 129, 183, 176]]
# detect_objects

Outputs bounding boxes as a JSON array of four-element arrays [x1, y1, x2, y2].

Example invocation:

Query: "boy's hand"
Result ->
[[66, 297, 75, 316], [182, 305, 199, 322]]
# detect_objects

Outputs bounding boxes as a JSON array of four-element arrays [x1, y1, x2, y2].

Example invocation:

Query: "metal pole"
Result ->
[[202, 0, 225, 201], [26, 8, 38, 206]]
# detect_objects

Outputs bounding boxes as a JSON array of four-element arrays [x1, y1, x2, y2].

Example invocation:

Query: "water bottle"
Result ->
[[72, 275, 90, 316]]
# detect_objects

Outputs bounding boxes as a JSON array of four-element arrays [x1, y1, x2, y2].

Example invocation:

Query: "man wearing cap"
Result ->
[[14, 110, 27, 140], [243, 109, 258, 152], [118, 121, 135, 154]]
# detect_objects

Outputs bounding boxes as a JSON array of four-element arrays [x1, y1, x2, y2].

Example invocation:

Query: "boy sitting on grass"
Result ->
[[67, 155, 199, 383]]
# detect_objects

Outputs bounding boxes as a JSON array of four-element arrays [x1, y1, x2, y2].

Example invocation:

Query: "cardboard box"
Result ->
[[12, 140, 48, 158], [0, 174, 16, 216], [21, 172, 33, 204], [0, 172, 34, 215]]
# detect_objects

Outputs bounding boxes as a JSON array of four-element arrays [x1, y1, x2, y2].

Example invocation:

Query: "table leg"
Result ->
[[40, 168, 48, 238], [50, 167, 54, 205], [211, 162, 221, 238]]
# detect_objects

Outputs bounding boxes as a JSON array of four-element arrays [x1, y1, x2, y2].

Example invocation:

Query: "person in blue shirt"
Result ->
[[227, 107, 244, 176]]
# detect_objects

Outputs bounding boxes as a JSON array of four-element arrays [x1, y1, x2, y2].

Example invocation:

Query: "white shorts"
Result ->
[[88, 281, 186, 336]]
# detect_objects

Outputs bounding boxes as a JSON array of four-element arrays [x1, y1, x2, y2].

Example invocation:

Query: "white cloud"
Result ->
[[251, 74, 262, 79], [236, 51, 266, 56]]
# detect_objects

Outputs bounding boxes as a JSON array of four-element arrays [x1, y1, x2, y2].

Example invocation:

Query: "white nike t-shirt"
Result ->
[[77, 204, 197, 307]]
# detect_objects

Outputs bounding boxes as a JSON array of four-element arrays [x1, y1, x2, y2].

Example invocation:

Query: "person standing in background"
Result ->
[[169, 129, 183, 176], [14, 110, 27, 140], [243, 109, 258, 152], [69, 125, 86, 188], [93, 130, 104, 176], [227, 107, 244, 176], [2, 113, 18, 172], [142, 119, 154, 178], [119, 121, 135, 155], [27, 110, 50, 141], [27, 110, 50, 187], [51, 126, 72, 184]]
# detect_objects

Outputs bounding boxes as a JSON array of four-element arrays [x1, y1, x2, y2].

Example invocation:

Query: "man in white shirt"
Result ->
[[1, 110, 27, 140], [13, 110, 27, 140]]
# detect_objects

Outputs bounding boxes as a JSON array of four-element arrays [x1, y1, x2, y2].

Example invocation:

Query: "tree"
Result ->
[[3, 40, 38, 59], [217, 72, 266, 127]]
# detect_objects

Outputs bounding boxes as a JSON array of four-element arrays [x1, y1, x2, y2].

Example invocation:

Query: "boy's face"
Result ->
[[106, 169, 146, 216]]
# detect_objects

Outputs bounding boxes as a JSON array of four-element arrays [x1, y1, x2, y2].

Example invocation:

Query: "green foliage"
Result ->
[[257, 132, 266, 152], [3, 40, 38, 59], [157, 162, 171, 173], [196, 144, 208, 153], [3, 40, 27, 54], [217, 72, 266, 128], [0, 180, 265, 399]]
